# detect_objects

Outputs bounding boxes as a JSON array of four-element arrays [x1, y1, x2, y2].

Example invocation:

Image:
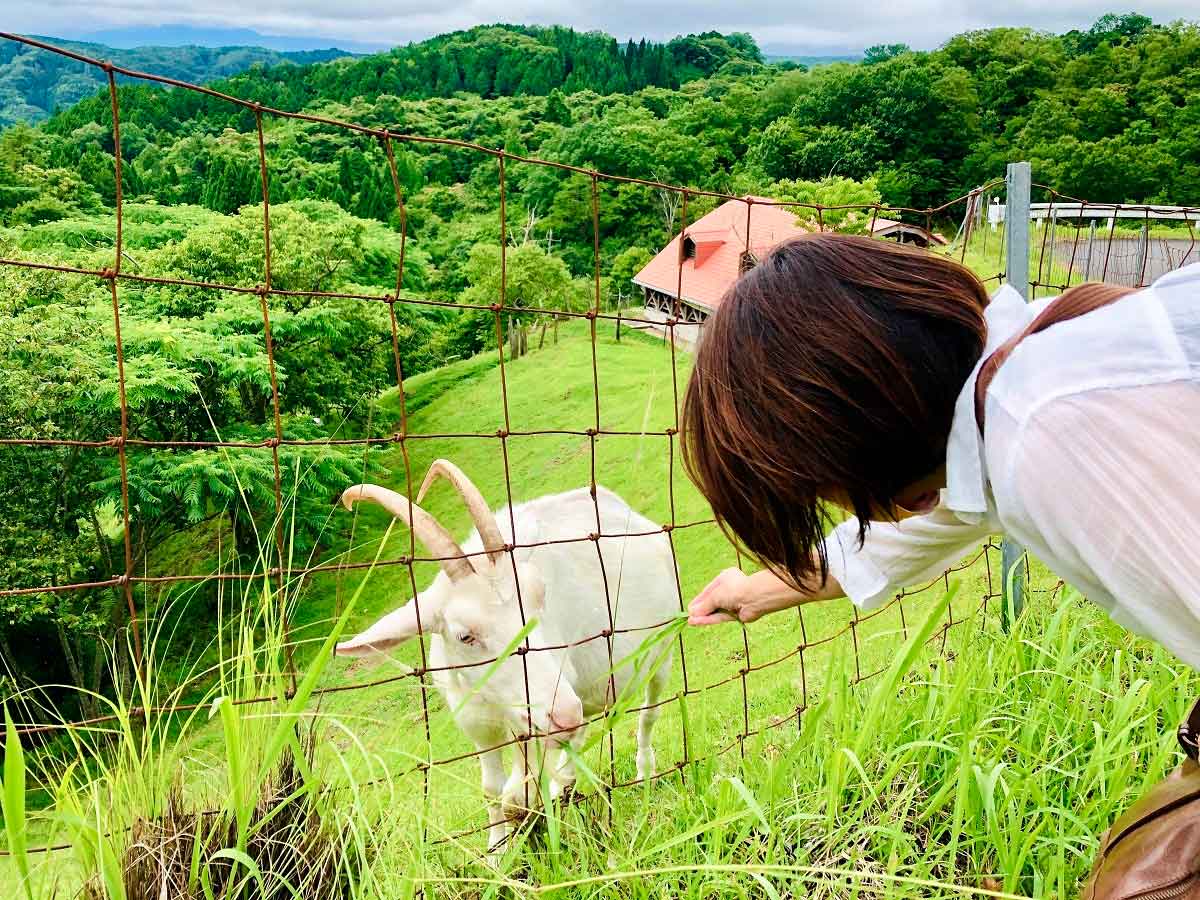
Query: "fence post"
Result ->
[[1136, 222, 1150, 286], [1000, 161, 1031, 629], [1085, 220, 1097, 281]]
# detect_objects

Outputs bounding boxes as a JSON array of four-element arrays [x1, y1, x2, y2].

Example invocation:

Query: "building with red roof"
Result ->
[[632, 197, 809, 325]]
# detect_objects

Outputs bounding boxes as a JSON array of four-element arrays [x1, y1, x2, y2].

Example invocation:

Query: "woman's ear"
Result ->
[[892, 466, 947, 520]]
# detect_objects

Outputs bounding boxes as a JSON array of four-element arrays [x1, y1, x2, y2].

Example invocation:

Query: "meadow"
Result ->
[[4, 323, 1197, 899]]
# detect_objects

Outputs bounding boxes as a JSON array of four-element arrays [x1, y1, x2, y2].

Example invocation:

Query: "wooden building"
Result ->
[[631, 197, 809, 326], [632, 203, 949, 334]]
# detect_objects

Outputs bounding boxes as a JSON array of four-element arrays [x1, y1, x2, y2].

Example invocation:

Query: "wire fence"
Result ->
[[981, 183, 1198, 297], [0, 32, 1195, 865]]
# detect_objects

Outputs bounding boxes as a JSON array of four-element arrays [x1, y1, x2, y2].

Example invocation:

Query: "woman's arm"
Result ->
[[687, 555, 843, 625], [689, 503, 994, 626]]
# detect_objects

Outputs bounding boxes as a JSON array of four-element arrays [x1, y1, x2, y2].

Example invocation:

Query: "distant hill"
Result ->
[[37, 24, 766, 128], [762, 53, 862, 67], [70, 25, 387, 54], [0, 35, 352, 126]]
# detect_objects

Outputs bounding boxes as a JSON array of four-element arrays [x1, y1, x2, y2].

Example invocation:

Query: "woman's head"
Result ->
[[681, 232, 989, 587]]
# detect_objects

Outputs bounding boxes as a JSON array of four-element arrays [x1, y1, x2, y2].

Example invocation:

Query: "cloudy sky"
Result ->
[[6, 1, 1197, 55]]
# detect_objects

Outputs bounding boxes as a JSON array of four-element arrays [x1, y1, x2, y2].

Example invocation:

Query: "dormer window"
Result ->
[[682, 237, 696, 260]]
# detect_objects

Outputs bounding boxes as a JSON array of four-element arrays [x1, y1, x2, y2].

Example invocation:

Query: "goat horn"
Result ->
[[417, 459, 506, 565], [340, 484, 475, 581]]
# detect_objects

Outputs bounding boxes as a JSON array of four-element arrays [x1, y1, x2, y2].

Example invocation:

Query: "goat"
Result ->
[[334, 460, 677, 856]]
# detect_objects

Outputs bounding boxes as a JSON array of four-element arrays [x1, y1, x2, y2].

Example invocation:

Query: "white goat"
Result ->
[[334, 460, 677, 855]]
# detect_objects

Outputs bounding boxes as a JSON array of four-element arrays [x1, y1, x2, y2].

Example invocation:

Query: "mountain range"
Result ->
[[65, 25, 388, 54], [0, 34, 351, 126], [0, 24, 862, 128]]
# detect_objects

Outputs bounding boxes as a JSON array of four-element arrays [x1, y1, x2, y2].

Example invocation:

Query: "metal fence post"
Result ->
[[1000, 161, 1031, 629], [1136, 222, 1150, 286], [1085, 220, 1097, 281]]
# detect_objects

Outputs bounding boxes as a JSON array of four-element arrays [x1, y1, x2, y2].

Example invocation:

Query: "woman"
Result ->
[[681, 232, 1200, 671]]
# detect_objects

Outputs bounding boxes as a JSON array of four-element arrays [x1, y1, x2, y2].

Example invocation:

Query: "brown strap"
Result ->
[[974, 282, 1135, 433]]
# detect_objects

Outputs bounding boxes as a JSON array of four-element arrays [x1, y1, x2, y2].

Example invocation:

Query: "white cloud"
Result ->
[[4, 0, 1196, 53]]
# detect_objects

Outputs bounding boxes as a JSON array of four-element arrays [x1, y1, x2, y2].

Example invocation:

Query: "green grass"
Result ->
[[4, 324, 1195, 898]]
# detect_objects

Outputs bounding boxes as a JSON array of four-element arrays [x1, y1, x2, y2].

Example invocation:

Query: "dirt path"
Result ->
[[621, 305, 702, 351]]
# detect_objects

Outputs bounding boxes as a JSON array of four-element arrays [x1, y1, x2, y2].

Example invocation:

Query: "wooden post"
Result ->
[[1001, 161, 1031, 629], [615, 306, 621, 342]]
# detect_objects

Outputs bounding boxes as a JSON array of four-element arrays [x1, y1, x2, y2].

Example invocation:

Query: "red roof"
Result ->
[[632, 197, 809, 312]]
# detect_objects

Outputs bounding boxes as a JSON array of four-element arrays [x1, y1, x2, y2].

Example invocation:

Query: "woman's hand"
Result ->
[[687, 564, 844, 626], [688, 568, 755, 625]]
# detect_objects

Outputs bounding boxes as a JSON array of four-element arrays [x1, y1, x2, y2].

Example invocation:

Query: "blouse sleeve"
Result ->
[[821, 503, 994, 610]]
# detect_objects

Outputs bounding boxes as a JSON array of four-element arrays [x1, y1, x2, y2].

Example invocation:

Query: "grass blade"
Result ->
[[852, 583, 957, 760], [2, 706, 34, 900]]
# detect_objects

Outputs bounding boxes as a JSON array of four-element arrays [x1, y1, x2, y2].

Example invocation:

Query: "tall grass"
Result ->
[[379, 585, 1191, 899], [0, 482, 399, 898], [4, 535, 1192, 899]]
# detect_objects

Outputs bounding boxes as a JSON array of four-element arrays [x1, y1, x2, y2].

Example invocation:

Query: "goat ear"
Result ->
[[335, 601, 439, 657], [513, 563, 546, 614]]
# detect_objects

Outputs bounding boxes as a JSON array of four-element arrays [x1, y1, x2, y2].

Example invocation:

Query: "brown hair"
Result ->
[[681, 232, 990, 587]]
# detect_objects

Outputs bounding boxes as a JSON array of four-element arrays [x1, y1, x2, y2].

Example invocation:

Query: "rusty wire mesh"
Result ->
[[1026, 184, 1198, 296], [0, 32, 1194, 861]]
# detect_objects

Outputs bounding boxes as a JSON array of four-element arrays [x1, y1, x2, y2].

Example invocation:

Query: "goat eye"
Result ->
[[457, 632, 475, 645]]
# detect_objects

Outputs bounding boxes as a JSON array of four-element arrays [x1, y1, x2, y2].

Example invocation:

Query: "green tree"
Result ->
[[864, 44, 910, 65], [768, 175, 883, 232]]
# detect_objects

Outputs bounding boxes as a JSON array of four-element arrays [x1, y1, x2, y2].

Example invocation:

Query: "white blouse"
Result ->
[[822, 262, 1200, 669]]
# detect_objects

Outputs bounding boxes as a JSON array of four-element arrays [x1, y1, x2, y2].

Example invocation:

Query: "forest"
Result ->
[[1, 12, 1199, 713], [0, 38, 350, 126]]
